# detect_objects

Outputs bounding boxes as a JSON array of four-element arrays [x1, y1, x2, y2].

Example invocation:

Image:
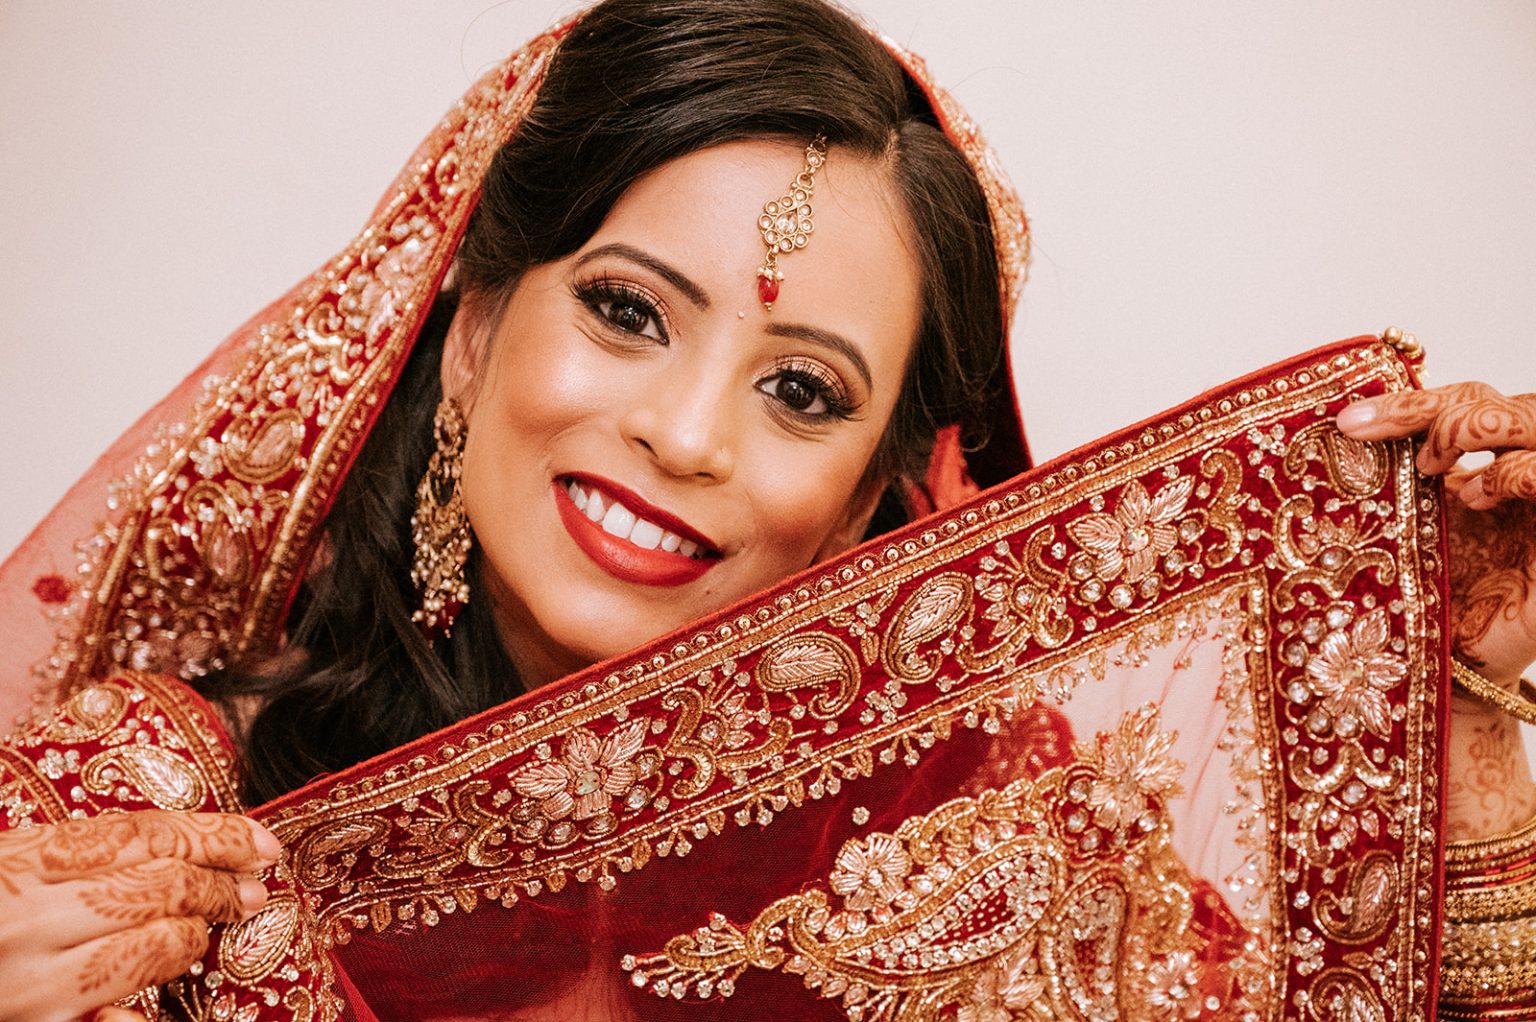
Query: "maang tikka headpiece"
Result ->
[[755, 136, 827, 310]]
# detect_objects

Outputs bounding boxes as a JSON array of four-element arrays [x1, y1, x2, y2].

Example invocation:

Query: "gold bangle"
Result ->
[[1451, 659, 1536, 726]]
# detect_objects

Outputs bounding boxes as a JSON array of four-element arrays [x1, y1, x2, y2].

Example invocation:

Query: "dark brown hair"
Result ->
[[216, 0, 1006, 803]]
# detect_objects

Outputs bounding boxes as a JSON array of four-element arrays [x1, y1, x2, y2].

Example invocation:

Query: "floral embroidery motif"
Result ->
[[512, 718, 651, 822], [1145, 949, 1202, 1019], [955, 941, 1047, 1022], [1301, 607, 1408, 739], [1083, 705, 1184, 832], [829, 833, 912, 917], [1067, 477, 1194, 583]]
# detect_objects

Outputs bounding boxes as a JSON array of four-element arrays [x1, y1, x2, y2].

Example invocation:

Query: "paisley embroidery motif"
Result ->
[[219, 897, 301, 984], [80, 744, 208, 812], [624, 709, 1229, 1021]]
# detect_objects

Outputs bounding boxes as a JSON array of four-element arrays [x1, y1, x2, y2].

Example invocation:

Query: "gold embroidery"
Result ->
[[80, 744, 209, 813], [40, 683, 130, 744], [50, 34, 560, 692], [624, 709, 1226, 1022], [1066, 476, 1195, 584], [758, 632, 861, 718], [218, 897, 301, 985]]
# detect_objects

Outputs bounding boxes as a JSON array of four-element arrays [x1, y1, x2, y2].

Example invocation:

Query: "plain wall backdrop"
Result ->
[[2, 1, 1533, 550]]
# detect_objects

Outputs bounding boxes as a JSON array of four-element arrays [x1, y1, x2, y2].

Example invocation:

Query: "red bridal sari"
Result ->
[[0, 14, 1467, 1022]]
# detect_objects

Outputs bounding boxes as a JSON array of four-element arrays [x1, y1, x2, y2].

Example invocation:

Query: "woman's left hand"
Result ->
[[1338, 382, 1536, 840]]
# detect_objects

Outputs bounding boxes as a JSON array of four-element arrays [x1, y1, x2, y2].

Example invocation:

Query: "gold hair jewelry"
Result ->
[[756, 136, 827, 310], [1450, 658, 1536, 725], [411, 397, 472, 639]]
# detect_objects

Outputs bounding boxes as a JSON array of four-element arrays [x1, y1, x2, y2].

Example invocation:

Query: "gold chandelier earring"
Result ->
[[411, 397, 473, 639]]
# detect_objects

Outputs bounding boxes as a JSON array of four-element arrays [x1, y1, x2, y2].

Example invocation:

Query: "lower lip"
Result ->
[[553, 482, 717, 587]]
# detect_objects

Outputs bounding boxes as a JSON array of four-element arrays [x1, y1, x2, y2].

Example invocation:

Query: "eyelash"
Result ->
[[758, 357, 858, 423], [572, 277, 670, 342], [570, 274, 858, 424]]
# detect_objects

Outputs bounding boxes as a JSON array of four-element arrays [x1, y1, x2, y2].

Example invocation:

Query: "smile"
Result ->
[[553, 474, 721, 587]]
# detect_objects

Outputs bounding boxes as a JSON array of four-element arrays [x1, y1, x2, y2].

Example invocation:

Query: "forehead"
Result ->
[[589, 140, 923, 353]]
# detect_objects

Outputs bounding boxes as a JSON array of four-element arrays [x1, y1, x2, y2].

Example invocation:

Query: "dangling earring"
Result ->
[[411, 397, 472, 639]]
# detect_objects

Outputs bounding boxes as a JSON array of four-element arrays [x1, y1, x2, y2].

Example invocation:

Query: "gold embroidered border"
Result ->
[[238, 341, 1442, 1019]]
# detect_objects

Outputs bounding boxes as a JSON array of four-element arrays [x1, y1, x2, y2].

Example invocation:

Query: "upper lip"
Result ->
[[562, 472, 722, 554]]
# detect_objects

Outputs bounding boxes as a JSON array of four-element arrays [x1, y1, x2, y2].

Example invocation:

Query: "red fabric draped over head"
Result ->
[[0, 9, 1031, 729]]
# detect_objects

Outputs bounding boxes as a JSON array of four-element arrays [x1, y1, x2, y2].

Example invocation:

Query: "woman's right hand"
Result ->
[[0, 810, 279, 1022]]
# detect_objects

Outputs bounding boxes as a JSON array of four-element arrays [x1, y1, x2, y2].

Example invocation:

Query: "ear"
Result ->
[[813, 473, 892, 563], [439, 298, 489, 410]]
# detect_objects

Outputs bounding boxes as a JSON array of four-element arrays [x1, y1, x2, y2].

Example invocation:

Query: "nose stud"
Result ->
[[755, 136, 826, 310]]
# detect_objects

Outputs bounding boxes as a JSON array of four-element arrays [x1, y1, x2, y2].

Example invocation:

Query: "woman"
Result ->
[[1, 1, 1534, 1020]]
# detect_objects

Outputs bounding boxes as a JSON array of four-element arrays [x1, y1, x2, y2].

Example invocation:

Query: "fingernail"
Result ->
[[247, 819, 281, 863], [238, 876, 270, 917], [1336, 402, 1377, 431]]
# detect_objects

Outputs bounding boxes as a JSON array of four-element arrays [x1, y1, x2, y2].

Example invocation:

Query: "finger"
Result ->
[[1336, 382, 1498, 441], [13, 812, 280, 882], [1461, 451, 1536, 509], [1421, 393, 1536, 476], [48, 858, 265, 948], [17, 917, 207, 1022], [84, 1009, 150, 1022]]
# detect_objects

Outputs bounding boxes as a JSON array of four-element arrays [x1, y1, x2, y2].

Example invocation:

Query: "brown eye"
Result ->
[[775, 376, 818, 412], [602, 300, 656, 337], [758, 370, 831, 416]]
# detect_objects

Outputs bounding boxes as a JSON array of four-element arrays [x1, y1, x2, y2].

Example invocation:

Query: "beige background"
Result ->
[[2, 1, 1533, 553]]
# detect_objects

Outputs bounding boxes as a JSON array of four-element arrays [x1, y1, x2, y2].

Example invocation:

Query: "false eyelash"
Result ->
[[570, 276, 670, 341], [765, 356, 859, 421]]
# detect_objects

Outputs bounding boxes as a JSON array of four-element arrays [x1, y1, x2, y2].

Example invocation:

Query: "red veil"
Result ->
[[0, 12, 1452, 1022]]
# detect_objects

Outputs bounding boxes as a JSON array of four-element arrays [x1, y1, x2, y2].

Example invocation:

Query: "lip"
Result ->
[[553, 479, 719, 588]]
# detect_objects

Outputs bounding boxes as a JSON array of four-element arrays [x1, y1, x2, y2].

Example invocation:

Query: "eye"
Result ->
[[598, 297, 660, 338], [756, 359, 856, 422], [761, 373, 826, 414], [572, 278, 668, 342]]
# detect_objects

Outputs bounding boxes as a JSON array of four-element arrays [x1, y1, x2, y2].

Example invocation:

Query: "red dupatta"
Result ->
[[0, 11, 1449, 1022]]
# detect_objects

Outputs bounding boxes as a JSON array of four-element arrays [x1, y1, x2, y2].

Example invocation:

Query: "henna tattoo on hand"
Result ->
[[1446, 495, 1536, 664], [1474, 449, 1536, 505], [76, 916, 209, 996], [77, 858, 250, 926], [0, 811, 271, 891], [1445, 709, 1536, 841], [1422, 390, 1534, 475]]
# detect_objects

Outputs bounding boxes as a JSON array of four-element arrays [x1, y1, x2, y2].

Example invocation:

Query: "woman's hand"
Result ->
[[1338, 382, 1536, 839], [0, 810, 279, 1022]]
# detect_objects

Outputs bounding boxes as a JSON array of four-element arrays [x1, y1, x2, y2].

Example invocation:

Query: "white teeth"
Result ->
[[566, 478, 710, 558], [629, 519, 664, 550], [585, 489, 606, 523], [601, 501, 637, 538]]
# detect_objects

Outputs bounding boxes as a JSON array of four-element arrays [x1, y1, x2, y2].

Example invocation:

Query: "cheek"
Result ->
[[457, 329, 624, 549], [739, 436, 881, 568]]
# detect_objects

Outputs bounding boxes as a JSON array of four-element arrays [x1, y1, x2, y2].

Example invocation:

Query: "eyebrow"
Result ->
[[765, 322, 873, 391], [574, 243, 711, 310]]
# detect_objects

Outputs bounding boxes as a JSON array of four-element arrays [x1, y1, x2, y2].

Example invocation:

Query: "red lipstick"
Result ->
[[553, 479, 718, 587]]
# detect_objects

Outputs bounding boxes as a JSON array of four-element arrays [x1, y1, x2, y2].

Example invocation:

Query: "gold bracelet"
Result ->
[[1451, 659, 1536, 726]]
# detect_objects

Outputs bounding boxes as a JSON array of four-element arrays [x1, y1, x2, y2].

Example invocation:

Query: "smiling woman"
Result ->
[[2, 1, 1536, 1020], [446, 141, 925, 687], [186, 0, 1016, 806]]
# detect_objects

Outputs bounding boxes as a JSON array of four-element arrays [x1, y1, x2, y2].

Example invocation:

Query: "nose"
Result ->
[[618, 363, 736, 483]]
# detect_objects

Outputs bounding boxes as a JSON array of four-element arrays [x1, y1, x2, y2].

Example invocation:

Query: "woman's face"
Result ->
[[444, 140, 923, 686]]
